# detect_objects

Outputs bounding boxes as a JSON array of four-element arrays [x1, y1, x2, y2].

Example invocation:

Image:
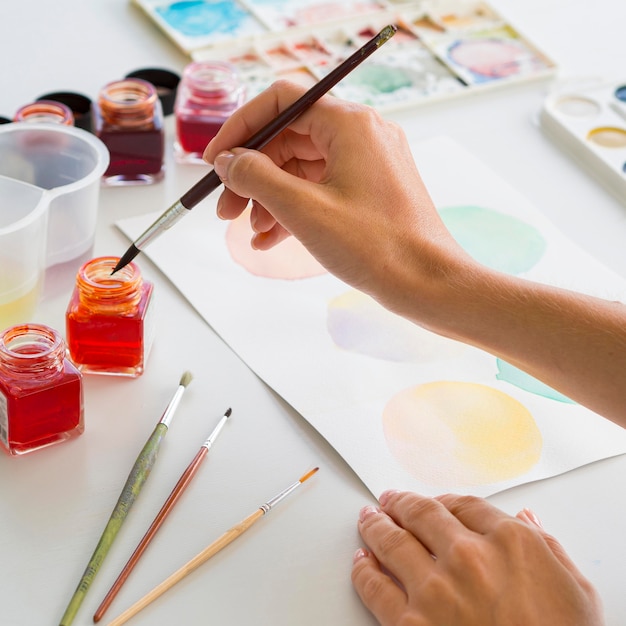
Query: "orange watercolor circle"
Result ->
[[383, 381, 542, 487], [225, 206, 326, 280]]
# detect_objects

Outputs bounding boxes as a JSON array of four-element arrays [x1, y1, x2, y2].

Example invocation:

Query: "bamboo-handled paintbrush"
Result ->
[[106, 467, 320, 626], [58, 371, 193, 626], [93, 407, 232, 622]]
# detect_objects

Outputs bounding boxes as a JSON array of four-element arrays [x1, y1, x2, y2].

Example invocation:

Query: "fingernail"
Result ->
[[378, 489, 399, 507], [359, 505, 380, 522], [214, 150, 235, 181], [353, 548, 369, 563], [216, 197, 225, 219], [521, 508, 543, 528]]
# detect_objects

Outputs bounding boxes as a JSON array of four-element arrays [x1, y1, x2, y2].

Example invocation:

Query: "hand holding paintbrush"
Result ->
[[58, 371, 193, 626]]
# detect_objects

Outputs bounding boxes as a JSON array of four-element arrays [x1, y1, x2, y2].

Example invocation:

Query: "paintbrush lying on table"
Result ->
[[58, 371, 193, 626], [93, 407, 232, 622], [106, 467, 320, 626]]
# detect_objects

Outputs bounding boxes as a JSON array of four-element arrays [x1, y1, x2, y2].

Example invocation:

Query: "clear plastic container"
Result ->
[[0, 123, 110, 268], [0, 176, 48, 330]]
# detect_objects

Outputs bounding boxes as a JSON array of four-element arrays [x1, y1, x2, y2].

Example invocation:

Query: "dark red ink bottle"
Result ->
[[174, 61, 245, 163], [94, 78, 164, 185], [66, 256, 155, 377], [0, 323, 84, 456]]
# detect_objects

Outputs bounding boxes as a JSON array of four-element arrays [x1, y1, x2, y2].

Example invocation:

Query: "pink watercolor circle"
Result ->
[[225, 207, 327, 280]]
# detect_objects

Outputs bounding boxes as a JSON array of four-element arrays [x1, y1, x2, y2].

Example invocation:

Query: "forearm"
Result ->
[[401, 259, 626, 427]]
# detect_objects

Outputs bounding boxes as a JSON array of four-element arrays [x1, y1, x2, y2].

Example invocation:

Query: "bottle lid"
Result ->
[[125, 67, 181, 116], [37, 91, 93, 132]]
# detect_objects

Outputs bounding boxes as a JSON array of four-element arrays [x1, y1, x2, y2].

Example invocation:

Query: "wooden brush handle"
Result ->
[[107, 508, 265, 626]]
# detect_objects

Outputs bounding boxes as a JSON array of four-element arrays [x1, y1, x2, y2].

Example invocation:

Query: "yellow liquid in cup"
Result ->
[[0, 270, 41, 331]]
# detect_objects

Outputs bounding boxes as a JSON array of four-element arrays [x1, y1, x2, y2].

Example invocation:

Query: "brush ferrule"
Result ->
[[135, 200, 189, 250], [260, 480, 301, 513], [202, 414, 229, 449], [159, 384, 185, 428]]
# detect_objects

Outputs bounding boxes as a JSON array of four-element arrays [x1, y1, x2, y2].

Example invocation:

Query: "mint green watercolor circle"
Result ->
[[496, 359, 575, 404], [439, 205, 547, 275]]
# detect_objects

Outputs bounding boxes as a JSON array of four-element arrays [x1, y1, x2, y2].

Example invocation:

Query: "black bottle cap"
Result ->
[[37, 91, 93, 132], [125, 68, 181, 116]]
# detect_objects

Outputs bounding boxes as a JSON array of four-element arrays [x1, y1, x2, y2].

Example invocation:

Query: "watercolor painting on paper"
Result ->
[[116, 136, 626, 498]]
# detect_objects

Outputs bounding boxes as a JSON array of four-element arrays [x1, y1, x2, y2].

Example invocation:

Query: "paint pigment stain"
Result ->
[[383, 381, 542, 486], [496, 359, 575, 404], [327, 289, 465, 362], [346, 65, 413, 94], [225, 206, 326, 280], [448, 39, 526, 78], [157, 1, 250, 37], [438, 205, 546, 274]]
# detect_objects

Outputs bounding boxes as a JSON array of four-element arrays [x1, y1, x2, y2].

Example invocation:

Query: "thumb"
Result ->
[[517, 509, 593, 585]]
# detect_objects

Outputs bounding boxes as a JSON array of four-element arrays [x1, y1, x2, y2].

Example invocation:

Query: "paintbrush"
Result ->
[[105, 467, 320, 626], [111, 24, 397, 275], [93, 407, 232, 622], [58, 371, 193, 626]]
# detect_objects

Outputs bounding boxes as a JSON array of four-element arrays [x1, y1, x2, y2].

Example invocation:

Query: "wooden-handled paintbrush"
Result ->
[[106, 467, 319, 626], [58, 371, 193, 626]]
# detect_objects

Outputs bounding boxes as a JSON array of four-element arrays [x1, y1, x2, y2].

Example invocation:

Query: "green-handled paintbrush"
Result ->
[[58, 371, 193, 626]]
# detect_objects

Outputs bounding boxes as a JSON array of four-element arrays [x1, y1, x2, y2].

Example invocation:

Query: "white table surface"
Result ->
[[1, 2, 625, 625]]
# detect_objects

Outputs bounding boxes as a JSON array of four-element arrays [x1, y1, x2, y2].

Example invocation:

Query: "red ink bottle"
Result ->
[[94, 78, 164, 185], [66, 257, 156, 378], [0, 324, 84, 456], [14, 100, 74, 126], [174, 61, 245, 163]]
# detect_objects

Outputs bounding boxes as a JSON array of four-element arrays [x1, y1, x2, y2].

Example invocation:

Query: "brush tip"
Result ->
[[225, 407, 232, 417], [299, 467, 320, 483], [179, 371, 193, 388], [110, 244, 140, 275]]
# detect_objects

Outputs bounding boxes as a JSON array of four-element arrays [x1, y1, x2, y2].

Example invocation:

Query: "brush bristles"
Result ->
[[225, 407, 232, 417], [299, 467, 320, 483], [179, 371, 193, 388]]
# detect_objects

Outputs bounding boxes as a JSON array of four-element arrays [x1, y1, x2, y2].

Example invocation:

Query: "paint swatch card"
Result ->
[[116, 136, 626, 499], [132, 0, 556, 112]]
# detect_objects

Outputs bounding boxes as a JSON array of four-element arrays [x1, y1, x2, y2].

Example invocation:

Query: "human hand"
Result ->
[[352, 491, 603, 626], [204, 81, 471, 321]]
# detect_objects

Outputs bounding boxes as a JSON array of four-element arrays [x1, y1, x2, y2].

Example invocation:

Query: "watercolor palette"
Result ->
[[540, 80, 626, 203], [132, 0, 556, 112]]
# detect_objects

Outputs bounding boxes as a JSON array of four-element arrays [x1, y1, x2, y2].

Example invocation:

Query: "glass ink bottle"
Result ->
[[94, 78, 164, 185], [174, 61, 245, 163], [66, 256, 155, 378], [0, 323, 84, 456], [14, 100, 75, 126]]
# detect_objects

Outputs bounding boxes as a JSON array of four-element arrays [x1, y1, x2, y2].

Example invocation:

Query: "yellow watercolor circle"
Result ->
[[383, 381, 542, 487]]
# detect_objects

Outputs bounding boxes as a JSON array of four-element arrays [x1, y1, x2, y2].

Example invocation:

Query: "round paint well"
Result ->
[[554, 95, 600, 117], [615, 85, 626, 102], [448, 39, 526, 79], [587, 126, 626, 148]]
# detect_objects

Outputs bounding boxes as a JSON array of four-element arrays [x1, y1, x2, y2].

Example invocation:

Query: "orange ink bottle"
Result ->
[[66, 256, 155, 378], [0, 323, 84, 456]]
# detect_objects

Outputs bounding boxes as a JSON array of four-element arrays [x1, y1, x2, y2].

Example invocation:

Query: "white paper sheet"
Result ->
[[117, 136, 626, 498]]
